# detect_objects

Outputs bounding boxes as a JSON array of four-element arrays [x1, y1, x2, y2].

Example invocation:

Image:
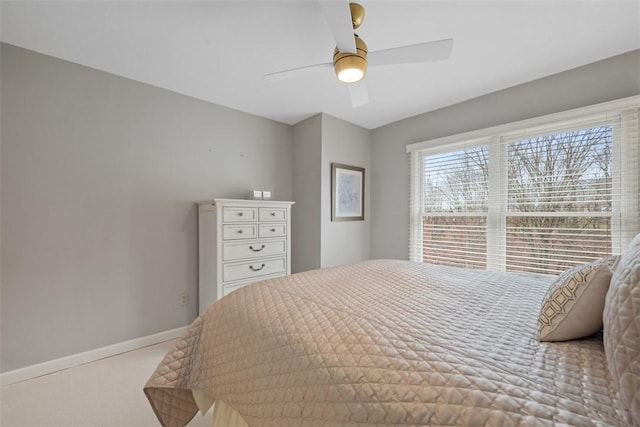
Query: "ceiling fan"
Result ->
[[264, 1, 454, 108]]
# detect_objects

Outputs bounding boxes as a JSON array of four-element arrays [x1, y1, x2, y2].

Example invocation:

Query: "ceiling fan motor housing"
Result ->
[[333, 35, 368, 83]]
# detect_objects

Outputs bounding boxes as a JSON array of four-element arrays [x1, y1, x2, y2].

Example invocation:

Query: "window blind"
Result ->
[[410, 145, 490, 268], [409, 99, 639, 275]]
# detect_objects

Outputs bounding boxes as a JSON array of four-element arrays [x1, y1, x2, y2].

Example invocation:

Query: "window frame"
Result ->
[[407, 96, 639, 271]]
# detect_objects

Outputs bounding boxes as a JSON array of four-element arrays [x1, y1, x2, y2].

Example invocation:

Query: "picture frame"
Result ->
[[331, 163, 365, 221]]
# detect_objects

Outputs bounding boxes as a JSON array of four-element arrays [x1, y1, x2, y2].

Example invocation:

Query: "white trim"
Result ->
[[414, 211, 613, 218], [406, 95, 640, 153], [487, 137, 506, 271], [408, 151, 424, 262], [0, 326, 188, 386]]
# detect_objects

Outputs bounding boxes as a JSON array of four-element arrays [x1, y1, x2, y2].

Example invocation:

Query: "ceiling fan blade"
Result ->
[[368, 38, 453, 67], [317, 0, 357, 54], [348, 81, 369, 107], [264, 62, 333, 82]]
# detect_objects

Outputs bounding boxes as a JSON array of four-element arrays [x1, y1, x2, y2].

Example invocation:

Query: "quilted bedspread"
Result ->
[[145, 260, 635, 426]]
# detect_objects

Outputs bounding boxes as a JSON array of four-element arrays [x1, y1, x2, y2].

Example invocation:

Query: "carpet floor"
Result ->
[[1, 340, 212, 427]]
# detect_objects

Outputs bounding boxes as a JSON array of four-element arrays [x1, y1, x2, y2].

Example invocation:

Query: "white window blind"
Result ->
[[412, 144, 490, 269], [408, 99, 639, 275]]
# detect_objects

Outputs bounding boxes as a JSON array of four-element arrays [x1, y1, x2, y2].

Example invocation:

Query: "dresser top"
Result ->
[[198, 198, 295, 207]]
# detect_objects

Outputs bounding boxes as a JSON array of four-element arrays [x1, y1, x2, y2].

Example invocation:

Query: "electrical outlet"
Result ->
[[180, 293, 189, 306]]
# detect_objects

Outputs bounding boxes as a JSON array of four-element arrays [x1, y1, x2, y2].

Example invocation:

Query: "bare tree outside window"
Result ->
[[506, 126, 612, 274], [420, 126, 613, 275], [422, 147, 489, 269]]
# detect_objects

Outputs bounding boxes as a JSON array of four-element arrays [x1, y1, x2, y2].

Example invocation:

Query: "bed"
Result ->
[[145, 236, 640, 427]]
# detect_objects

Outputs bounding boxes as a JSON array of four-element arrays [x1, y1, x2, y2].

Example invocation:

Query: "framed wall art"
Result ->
[[331, 163, 364, 221]]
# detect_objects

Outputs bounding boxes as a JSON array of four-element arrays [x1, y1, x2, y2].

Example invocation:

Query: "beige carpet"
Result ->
[[1, 340, 212, 427]]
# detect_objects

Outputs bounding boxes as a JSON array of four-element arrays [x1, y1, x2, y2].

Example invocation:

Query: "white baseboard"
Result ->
[[0, 326, 188, 386]]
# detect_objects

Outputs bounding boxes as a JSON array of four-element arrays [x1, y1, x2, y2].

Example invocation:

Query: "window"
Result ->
[[408, 99, 639, 275]]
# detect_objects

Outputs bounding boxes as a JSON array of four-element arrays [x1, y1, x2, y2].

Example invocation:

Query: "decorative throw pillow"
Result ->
[[603, 254, 622, 272], [604, 233, 640, 423], [537, 259, 613, 342]]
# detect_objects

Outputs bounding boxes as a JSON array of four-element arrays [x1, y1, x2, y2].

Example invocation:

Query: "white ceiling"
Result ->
[[2, 1, 639, 129]]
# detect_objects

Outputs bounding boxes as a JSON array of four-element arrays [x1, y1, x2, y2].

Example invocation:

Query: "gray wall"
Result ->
[[291, 114, 322, 273], [320, 114, 371, 267], [1, 44, 293, 372], [4, 40, 637, 372], [292, 113, 371, 271], [370, 49, 640, 261]]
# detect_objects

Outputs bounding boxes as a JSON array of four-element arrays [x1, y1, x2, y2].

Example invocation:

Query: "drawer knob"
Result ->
[[249, 263, 266, 272], [237, 229, 243, 234], [249, 244, 265, 252], [270, 228, 276, 232], [270, 212, 276, 216], [237, 212, 243, 217]]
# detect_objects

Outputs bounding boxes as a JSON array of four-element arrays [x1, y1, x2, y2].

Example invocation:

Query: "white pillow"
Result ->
[[537, 259, 613, 342], [604, 233, 640, 423]]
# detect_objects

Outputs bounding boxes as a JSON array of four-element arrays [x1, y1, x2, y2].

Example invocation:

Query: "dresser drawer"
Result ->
[[223, 257, 286, 282], [223, 224, 257, 240], [259, 208, 287, 222], [259, 223, 286, 238], [223, 240, 286, 261], [222, 207, 257, 222]]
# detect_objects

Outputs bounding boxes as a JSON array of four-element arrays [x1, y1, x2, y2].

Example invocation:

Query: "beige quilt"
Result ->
[[145, 260, 635, 426]]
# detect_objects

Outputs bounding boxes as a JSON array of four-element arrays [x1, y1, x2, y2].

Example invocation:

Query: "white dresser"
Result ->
[[198, 198, 294, 313]]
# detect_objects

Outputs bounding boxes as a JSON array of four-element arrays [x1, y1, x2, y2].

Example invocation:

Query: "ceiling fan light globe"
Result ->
[[334, 54, 367, 82], [338, 67, 364, 83]]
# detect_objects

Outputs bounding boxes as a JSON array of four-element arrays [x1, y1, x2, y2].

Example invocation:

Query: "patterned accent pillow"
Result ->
[[604, 233, 640, 423], [603, 254, 622, 272], [537, 259, 613, 342]]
